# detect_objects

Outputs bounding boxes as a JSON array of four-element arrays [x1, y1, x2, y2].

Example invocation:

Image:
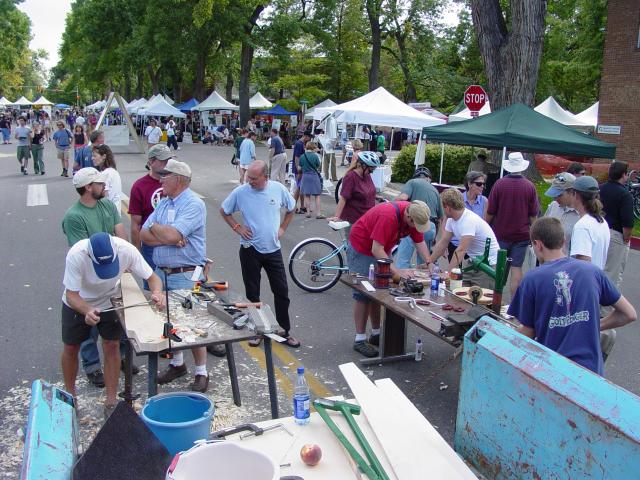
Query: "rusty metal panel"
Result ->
[[455, 317, 640, 479], [20, 380, 78, 480]]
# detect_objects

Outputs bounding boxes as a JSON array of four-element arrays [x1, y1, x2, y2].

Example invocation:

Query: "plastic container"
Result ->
[[368, 263, 375, 282], [430, 266, 440, 295], [450, 268, 463, 290], [141, 392, 214, 456], [166, 441, 279, 480], [415, 339, 423, 361], [293, 366, 310, 425]]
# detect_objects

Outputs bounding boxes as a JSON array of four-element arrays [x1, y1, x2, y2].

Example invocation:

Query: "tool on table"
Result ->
[[393, 296, 424, 311], [439, 305, 493, 343], [239, 423, 293, 440], [101, 300, 153, 313], [210, 423, 290, 440], [400, 278, 424, 294], [220, 301, 263, 309], [313, 398, 389, 480], [201, 280, 229, 291], [161, 269, 182, 348]]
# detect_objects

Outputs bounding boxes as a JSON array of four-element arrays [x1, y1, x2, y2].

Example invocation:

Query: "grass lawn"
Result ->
[[534, 180, 640, 237]]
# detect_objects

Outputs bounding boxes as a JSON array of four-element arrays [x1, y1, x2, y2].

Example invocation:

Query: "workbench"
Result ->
[[340, 278, 491, 365], [120, 288, 281, 419]]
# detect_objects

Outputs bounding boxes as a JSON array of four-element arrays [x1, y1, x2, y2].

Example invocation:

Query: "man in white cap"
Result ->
[[544, 172, 579, 254], [61, 232, 164, 418], [141, 159, 219, 393], [487, 152, 539, 294]]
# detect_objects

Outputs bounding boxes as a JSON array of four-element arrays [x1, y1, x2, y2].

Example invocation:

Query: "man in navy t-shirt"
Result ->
[[508, 217, 636, 375]]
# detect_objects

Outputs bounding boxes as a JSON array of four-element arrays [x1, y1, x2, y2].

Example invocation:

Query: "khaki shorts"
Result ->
[[57, 147, 70, 160]]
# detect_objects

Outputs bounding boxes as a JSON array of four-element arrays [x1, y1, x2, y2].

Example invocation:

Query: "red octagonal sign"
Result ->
[[464, 85, 488, 116]]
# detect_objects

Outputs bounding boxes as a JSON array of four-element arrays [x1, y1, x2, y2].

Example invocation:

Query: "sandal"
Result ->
[[248, 338, 262, 347], [315, 214, 326, 220], [305, 212, 312, 218], [283, 336, 301, 348], [295, 208, 307, 214]]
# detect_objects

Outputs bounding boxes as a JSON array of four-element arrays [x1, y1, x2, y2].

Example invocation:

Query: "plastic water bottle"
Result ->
[[368, 263, 375, 282], [293, 366, 310, 425], [430, 266, 440, 295], [415, 339, 423, 361]]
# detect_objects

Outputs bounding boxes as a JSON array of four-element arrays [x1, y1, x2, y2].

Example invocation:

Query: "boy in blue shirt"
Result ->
[[508, 217, 636, 375]]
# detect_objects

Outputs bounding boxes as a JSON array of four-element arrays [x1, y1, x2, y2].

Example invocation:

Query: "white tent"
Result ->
[[13, 96, 33, 106], [305, 99, 337, 120], [130, 95, 162, 114], [0, 96, 11, 106], [249, 92, 273, 109], [314, 87, 445, 130], [164, 94, 174, 105], [33, 95, 54, 106], [448, 101, 492, 122], [534, 96, 590, 127], [140, 97, 186, 118], [192, 90, 238, 111], [126, 97, 147, 113], [574, 101, 599, 128]]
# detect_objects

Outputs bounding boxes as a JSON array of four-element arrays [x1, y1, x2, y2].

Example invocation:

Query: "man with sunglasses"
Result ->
[[544, 172, 579, 254]]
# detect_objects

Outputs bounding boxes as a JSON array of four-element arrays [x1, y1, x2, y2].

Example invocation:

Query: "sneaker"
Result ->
[[23, 170, 27, 175], [120, 362, 140, 375], [190, 374, 209, 393], [157, 363, 187, 384], [368, 334, 380, 346], [86, 370, 105, 388], [206, 344, 227, 357], [41, 171, 45, 175], [353, 341, 378, 358]]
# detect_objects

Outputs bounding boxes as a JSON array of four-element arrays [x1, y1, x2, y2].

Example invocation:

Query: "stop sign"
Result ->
[[464, 85, 488, 117]]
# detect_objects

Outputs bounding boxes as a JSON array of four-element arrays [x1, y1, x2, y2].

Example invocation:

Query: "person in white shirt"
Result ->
[[166, 116, 179, 151], [61, 233, 164, 417], [429, 188, 499, 289], [569, 176, 610, 270], [144, 118, 162, 147], [544, 172, 580, 254], [92, 144, 123, 214]]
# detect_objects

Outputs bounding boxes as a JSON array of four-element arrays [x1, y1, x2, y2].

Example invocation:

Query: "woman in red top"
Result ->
[[330, 151, 379, 227]]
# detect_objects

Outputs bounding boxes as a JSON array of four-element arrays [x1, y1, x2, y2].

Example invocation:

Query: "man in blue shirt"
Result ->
[[53, 121, 73, 177], [508, 217, 636, 375], [220, 160, 300, 348], [238, 131, 257, 184], [291, 132, 310, 213], [141, 159, 218, 392], [269, 128, 287, 185]]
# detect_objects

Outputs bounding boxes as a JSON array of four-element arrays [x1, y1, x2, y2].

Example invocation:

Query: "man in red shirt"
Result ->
[[486, 152, 539, 295], [347, 200, 432, 357], [128, 144, 171, 284]]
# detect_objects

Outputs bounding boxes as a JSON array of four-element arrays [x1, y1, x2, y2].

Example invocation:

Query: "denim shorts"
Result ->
[[498, 239, 530, 268], [346, 243, 376, 302]]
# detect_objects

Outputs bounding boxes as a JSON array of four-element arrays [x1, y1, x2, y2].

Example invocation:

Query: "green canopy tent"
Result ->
[[420, 103, 616, 181]]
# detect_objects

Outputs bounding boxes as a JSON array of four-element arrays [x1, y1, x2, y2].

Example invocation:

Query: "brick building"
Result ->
[[597, 0, 640, 162]]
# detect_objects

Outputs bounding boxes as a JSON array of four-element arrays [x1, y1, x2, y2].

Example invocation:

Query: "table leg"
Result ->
[[148, 353, 158, 397], [118, 340, 139, 405], [360, 306, 414, 365], [263, 337, 279, 419], [225, 343, 241, 407]]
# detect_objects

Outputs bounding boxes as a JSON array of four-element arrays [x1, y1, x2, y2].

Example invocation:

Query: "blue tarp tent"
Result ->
[[55, 103, 71, 108], [175, 98, 199, 113], [257, 104, 297, 116]]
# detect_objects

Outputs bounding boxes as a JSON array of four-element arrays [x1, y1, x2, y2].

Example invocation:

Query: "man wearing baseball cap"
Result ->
[[129, 144, 172, 287], [487, 152, 539, 294], [544, 172, 579, 253], [61, 232, 164, 418], [141, 159, 218, 392]]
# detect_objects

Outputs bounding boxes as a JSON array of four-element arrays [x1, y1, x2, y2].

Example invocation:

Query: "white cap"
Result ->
[[502, 152, 530, 173], [73, 167, 106, 187], [160, 159, 192, 178]]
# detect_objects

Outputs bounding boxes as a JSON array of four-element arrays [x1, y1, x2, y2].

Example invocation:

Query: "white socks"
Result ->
[[371, 328, 380, 336], [355, 333, 367, 342], [170, 352, 184, 367], [194, 364, 207, 376]]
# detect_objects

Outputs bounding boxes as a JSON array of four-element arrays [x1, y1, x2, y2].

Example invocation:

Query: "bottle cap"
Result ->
[[297, 366, 304, 374]]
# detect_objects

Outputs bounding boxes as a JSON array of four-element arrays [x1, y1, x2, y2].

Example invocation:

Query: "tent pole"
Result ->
[[439, 143, 445, 184], [414, 134, 425, 167], [500, 146, 506, 178], [389, 127, 394, 151]]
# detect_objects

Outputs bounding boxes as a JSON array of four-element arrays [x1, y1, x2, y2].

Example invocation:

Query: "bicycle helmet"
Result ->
[[358, 151, 381, 169], [413, 166, 432, 179]]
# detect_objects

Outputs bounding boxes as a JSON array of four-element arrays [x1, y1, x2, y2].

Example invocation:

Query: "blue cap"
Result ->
[[87, 233, 120, 280], [297, 367, 305, 374], [572, 175, 599, 193], [544, 172, 576, 198]]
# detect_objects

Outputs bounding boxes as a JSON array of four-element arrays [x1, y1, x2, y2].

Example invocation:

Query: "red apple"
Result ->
[[300, 443, 322, 466]]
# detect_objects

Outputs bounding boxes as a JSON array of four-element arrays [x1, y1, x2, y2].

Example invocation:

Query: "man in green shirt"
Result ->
[[61, 167, 128, 387]]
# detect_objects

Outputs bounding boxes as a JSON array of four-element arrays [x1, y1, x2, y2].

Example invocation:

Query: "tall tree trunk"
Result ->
[[366, 0, 382, 91], [470, 0, 547, 180], [239, 5, 265, 127], [136, 70, 144, 98], [124, 71, 131, 100], [225, 69, 234, 102], [393, 32, 417, 102], [147, 65, 160, 94], [194, 50, 207, 101]]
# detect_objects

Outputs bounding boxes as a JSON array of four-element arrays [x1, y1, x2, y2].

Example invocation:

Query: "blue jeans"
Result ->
[[1, 128, 9, 142], [141, 243, 156, 290], [156, 268, 200, 291], [394, 221, 436, 269]]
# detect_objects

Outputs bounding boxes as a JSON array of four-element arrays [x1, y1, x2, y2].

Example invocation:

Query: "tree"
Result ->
[[0, 0, 32, 98], [366, 0, 383, 91]]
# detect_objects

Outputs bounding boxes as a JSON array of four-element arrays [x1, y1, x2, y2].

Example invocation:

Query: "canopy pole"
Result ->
[[390, 128, 394, 152], [414, 135, 425, 167], [439, 143, 445, 184], [500, 146, 507, 178]]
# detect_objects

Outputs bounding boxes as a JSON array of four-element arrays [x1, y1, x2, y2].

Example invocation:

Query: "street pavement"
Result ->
[[1, 138, 639, 470]]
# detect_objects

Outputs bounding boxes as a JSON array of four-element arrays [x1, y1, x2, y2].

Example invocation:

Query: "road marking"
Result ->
[[26, 184, 49, 206], [272, 342, 334, 399], [239, 342, 295, 401]]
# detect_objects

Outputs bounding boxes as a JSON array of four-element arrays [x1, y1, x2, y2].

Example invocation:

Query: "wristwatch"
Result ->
[[148, 222, 155, 230]]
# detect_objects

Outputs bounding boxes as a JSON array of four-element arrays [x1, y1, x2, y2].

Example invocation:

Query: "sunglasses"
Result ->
[[472, 182, 485, 187]]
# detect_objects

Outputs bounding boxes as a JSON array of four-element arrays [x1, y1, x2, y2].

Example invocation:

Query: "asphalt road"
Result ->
[[1, 139, 639, 458]]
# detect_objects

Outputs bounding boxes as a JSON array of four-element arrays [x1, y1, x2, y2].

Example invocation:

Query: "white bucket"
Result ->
[[166, 441, 279, 480]]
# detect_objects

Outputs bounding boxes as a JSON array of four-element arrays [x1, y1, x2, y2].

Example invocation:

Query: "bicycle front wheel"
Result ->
[[288, 238, 344, 292]]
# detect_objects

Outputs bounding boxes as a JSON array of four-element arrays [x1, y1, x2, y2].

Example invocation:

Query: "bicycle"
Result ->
[[627, 170, 640, 220], [288, 220, 351, 292]]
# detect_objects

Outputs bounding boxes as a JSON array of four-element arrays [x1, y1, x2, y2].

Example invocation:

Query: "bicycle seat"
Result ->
[[328, 220, 351, 231]]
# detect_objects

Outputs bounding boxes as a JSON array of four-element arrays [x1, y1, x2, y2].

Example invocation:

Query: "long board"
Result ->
[[120, 273, 168, 352], [339, 363, 476, 480]]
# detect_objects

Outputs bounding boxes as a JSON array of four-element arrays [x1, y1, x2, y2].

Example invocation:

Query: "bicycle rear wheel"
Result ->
[[288, 238, 344, 292], [633, 191, 640, 220]]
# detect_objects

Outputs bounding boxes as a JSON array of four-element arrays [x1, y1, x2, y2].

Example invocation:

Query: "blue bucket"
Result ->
[[141, 392, 214, 456]]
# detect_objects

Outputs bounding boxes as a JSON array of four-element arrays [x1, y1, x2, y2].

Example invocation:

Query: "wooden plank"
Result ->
[[339, 363, 476, 480], [374, 378, 476, 479], [120, 273, 168, 352]]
